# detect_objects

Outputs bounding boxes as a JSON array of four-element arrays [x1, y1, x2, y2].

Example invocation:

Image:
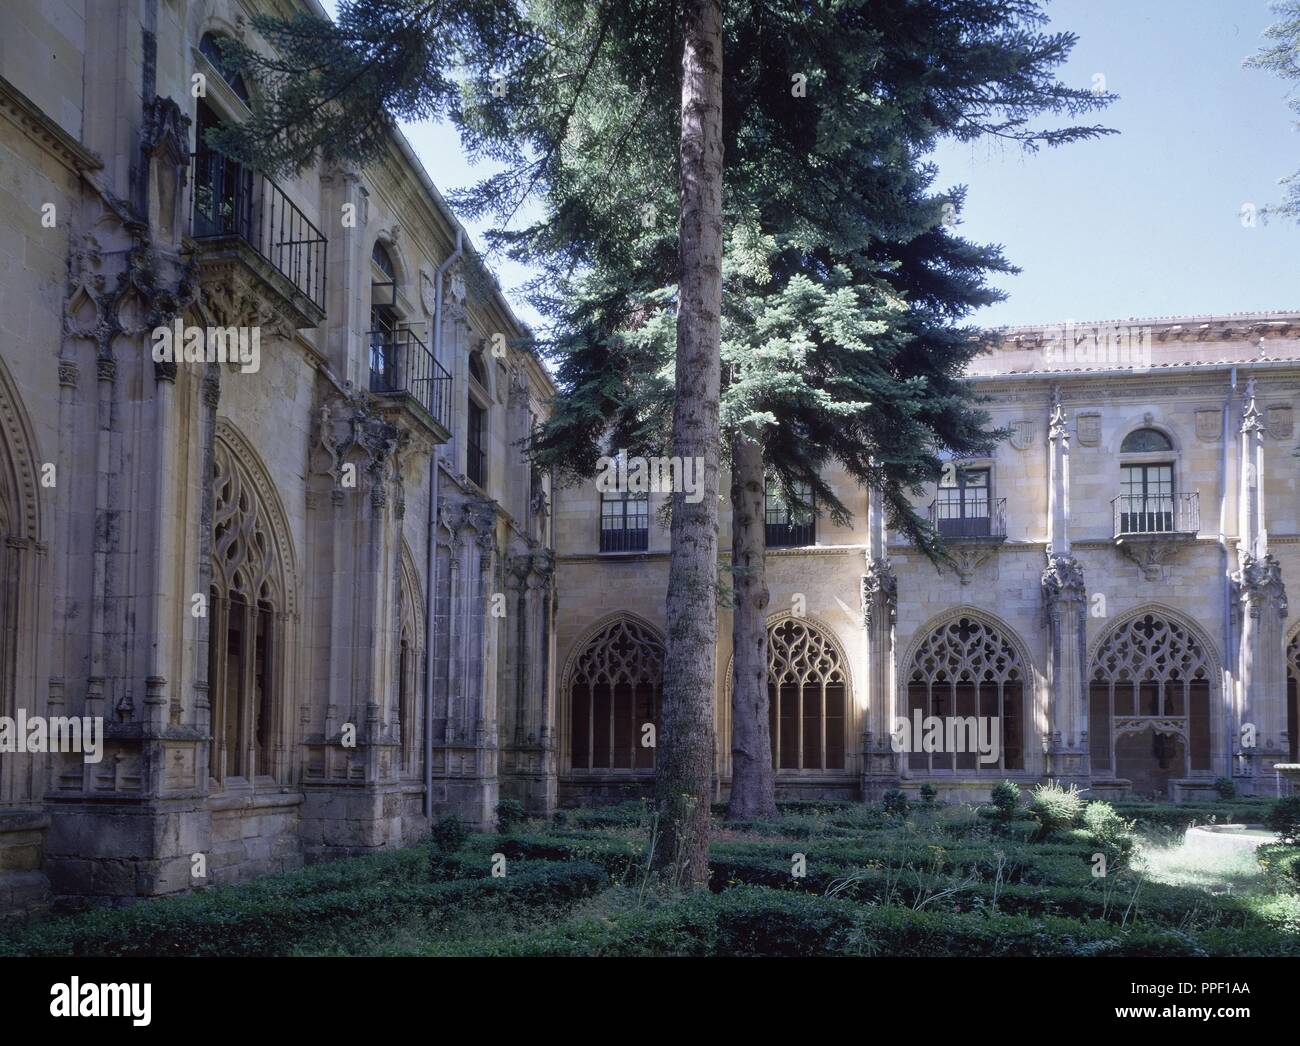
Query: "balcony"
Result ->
[[1112, 493, 1200, 538], [369, 328, 453, 438], [766, 519, 815, 548], [600, 526, 649, 554], [190, 151, 327, 327], [928, 498, 1007, 542], [1112, 492, 1200, 580]]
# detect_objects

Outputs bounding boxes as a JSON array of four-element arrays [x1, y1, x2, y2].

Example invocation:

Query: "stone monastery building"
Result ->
[[0, 0, 1297, 915]]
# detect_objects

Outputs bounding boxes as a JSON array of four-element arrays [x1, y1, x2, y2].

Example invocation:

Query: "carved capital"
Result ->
[[861, 559, 897, 628], [1232, 551, 1288, 619]]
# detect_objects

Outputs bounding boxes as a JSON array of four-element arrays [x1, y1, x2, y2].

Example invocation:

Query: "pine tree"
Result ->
[[213, 0, 1113, 866], [1246, 2, 1300, 222]]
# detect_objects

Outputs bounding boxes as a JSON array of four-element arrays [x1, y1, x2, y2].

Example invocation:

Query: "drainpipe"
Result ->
[[424, 227, 463, 820], [1219, 367, 1236, 777]]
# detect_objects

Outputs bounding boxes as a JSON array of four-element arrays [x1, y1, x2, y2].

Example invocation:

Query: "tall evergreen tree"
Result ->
[[214, 0, 1113, 862], [1246, 1, 1300, 222]]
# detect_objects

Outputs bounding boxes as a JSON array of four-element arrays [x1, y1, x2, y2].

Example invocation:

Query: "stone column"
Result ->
[[1232, 379, 1289, 790], [861, 487, 898, 798], [1041, 387, 1090, 784]]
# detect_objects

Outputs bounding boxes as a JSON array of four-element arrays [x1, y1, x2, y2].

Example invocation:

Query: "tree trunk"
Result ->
[[726, 429, 778, 819], [653, 0, 723, 889]]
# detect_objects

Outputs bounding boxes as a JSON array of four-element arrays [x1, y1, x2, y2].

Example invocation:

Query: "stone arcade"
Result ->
[[0, 0, 1298, 917]]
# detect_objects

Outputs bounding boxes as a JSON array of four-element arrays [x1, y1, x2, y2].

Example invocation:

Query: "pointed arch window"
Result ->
[[904, 616, 1024, 772], [397, 559, 423, 774], [1089, 612, 1213, 783], [767, 618, 847, 771], [568, 619, 663, 772], [207, 441, 286, 783]]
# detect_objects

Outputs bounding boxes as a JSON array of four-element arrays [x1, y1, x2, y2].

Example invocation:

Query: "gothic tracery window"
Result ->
[[568, 618, 663, 771], [1088, 612, 1213, 780], [207, 440, 285, 784], [904, 616, 1024, 772], [397, 553, 423, 773], [767, 618, 847, 772]]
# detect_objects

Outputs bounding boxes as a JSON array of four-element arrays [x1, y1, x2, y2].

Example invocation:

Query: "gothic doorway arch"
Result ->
[[1088, 608, 1218, 796]]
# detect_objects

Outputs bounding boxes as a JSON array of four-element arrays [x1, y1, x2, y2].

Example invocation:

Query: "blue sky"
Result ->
[[327, 0, 1300, 331]]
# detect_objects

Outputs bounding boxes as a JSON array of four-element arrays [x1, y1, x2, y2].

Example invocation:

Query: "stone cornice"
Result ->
[[0, 74, 102, 175]]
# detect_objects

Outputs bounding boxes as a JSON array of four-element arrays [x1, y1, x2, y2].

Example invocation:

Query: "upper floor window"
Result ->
[[600, 491, 649, 553], [765, 481, 815, 548], [369, 242, 399, 387], [466, 351, 489, 488], [468, 352, 488, 388], [935, 466, 991, 538], [467, 400, 486, 488], [199, 33, 251, 105], [1114, 426, 1194, 536]]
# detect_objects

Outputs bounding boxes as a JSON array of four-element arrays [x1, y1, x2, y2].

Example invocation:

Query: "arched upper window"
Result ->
[[372, 242, 396, 283], [368, 243, 401, 392], [1117, 428, 1181, 536], [568, 618, 663, 771], [1120, 428, 1173, 454], [199, 33, 251, 104], [468, 351, 487, 387], [1089, 612, 1213, 794], [904, 615, 1025, 772], [767, 618, 847, 771], [208, 438, 287, 783], [466, 352, 488, 487]]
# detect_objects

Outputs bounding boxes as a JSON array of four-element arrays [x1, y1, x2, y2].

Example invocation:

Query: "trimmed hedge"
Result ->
[[430, 885, 1300, 957], [0, 857, 607, 957]]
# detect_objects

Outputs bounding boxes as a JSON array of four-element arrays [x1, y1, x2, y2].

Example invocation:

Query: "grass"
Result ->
[[1, 796, 1297, 956]]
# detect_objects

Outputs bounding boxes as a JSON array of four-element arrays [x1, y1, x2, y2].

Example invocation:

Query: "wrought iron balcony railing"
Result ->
[[766, 519, 815, 548], [599, 526, 649, 553], [191, 151, 327, 311], [368, 328, 452, 431], [1112, 492, 1200, 538], [928, 497, 1007, 540]]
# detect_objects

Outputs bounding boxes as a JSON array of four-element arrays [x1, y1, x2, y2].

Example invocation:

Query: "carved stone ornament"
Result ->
[[1267, 405, 1294, 440], [1118, 537, 1189, 581], [946, 545, 997, 586], [1191, 409, 1221, 442], [1076, 413, 1101, 447], [861, 559, 898, 628], [1009, 420, 1035, 450], [1232, 552, 1288, 620], [420, 266, 437, 314], [1041, 553, 1086, 607]]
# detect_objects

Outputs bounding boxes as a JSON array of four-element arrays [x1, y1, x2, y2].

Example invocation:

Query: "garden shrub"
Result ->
[[1082, 801, 1136, 866], [1265, 796, 1300, 845], [1256, 844, 1300, 892], [496, 799, 527, 833], [882, 789, 910, 817], [1029, 780, 1085, 839], [990, 780, 1021, 821], [1214, 777, 1237, 800], [429, 814, 469, 854], [919, 784, 937, 808]]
